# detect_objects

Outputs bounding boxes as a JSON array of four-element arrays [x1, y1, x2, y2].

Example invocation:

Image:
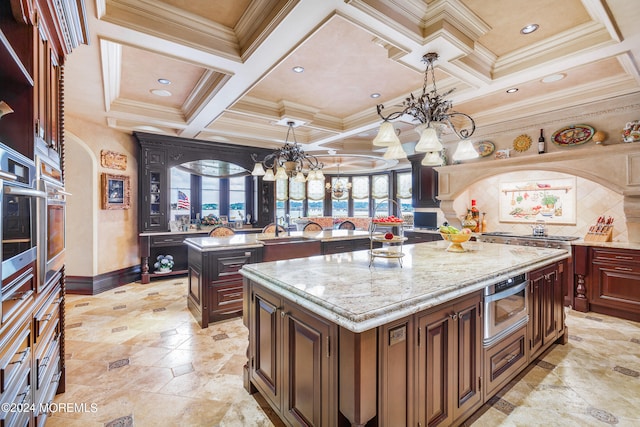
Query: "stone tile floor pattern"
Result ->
[[48, 278, 640, 426]]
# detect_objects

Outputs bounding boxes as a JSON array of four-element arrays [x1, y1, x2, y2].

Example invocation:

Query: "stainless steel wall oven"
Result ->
[[1, 143, 45, 321], [483, 273, 529, 347], [36, 153, 67, 291]]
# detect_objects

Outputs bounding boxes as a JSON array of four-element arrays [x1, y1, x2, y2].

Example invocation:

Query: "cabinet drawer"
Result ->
[[34, 287, 62, 346], [34, 368, 63, 427], [2, 266, 35, 325], [0, 321, 31, 394], [210, 278, 243, 315], [217, 252, 254, 278], [150, 235, 187, 246], [35, 321, 61, 391], [484, 325, 527, 398], [0, 365, 31, 427], [592, 249, 640, 265], [323, 241, 353, 255]]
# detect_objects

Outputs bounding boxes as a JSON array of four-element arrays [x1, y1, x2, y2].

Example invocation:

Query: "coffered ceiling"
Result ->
[[64, 0, 640, 170]]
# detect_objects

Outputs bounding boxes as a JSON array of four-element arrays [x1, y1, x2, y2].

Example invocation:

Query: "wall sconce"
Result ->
[[0, 101, 14, 119]]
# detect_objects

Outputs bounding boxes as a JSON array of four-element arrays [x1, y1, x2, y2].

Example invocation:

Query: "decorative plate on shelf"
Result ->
[[552, 124, 594, 146], [622, 120, 640, 143], [472, 141, 495, 157], [513, 134, 532, 152]]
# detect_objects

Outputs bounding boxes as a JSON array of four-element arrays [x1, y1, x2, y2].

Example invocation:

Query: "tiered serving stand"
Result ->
[[369, 199, 407, 267]]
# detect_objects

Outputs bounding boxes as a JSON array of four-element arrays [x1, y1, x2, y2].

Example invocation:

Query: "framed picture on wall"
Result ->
[[498, 177, 577, 224], [102, 173, 131, 210]]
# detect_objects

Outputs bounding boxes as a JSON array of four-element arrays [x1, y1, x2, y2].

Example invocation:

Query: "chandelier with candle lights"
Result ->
[[372, 52, 478, 164], [325, 162, 351, 198], [251, 121, 325, 182]]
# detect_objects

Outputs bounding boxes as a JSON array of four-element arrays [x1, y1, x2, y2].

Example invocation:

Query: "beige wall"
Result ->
[[452, 172, 627, 241], [65, 117, 139, 276]]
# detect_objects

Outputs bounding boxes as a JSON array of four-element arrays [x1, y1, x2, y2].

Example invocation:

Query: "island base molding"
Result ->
[[243, 261, 567, 426]]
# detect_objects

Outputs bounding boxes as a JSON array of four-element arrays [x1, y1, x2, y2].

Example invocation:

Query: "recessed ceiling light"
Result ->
[[157, 78, 171, 85], [506, 88, 519, 93], [370, 93, 381, 98], [150, 89, 172, 97], [520, 24, 539, 34], [292, 66, 304, 73], [541, 73, 566, 83]]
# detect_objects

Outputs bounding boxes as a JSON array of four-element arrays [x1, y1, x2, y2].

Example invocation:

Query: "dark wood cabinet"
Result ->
[[0, 3, 85, 425], [529, 261, 565, 360], [587, 247, 640, 322], [188, 247, 259, 328], [410, 154, 439, 208], [139, 147, 168, 232], [139, 232, 208, 284], [483, 324, 527, 397], [404, 231, 442, 244], [247, 280, 337, 426], [0, 0, 83, 159], [416, 292, 482, 427], [321, 237, 372, 255], [135, 132, 275, 233]]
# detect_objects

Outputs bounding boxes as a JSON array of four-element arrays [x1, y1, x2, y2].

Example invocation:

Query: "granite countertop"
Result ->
[[572, 241, 640, 250], [139, 226, 262, 237], [184, 229, 372, 251], [240, 241, 569, 333]]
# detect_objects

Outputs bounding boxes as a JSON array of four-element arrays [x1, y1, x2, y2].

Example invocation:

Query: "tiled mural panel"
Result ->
[[448, 171, 627, 241]]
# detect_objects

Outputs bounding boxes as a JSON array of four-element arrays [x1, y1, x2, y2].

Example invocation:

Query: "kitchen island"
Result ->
[[240, 241, 570, 427], [184, 230, 375, 327]]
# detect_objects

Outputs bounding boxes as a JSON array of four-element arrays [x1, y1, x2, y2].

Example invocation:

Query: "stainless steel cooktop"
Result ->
[[481, 232, 580, 241]]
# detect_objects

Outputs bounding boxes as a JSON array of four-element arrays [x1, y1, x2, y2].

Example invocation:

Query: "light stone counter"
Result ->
[[240, 241, 569, 333], [572, 241, 640, 250], [184, 229, 372, 252]]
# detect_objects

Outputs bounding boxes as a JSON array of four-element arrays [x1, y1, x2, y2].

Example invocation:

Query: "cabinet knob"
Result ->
[[450, 313, 458, 321]]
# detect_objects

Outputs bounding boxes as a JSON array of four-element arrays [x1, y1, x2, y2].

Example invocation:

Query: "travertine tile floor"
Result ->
[[48, 278, 640, 426]]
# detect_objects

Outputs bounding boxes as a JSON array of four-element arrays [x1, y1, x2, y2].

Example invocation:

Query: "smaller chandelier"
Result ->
[[251, 121, 324, 182], [325, 163, 351, 198]]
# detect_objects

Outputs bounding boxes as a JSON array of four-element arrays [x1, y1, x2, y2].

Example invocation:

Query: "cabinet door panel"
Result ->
[[282, 304, 333, 427], [250, 289, 280, 410], [542, 269, 558, 345], [593, 264, 640, 308], [284, 314, 322, 425], [454, 301, 482, 419], [417, 310, 453, 427], [528, 270, 544, 357]]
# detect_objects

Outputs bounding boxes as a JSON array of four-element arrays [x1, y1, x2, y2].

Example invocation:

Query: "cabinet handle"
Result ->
[[614, 255, 633, 260], [614, 266, 633, 271], [18, 385, 31, 404], [10, 290, 33, 301], [9, 349, 29, 366], [450, 313, 457, 321], [280, 310, 288, 318]]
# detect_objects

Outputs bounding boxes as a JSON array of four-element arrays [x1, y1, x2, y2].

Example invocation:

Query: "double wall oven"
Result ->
[[1, 143, 45, 322], [36, 150, 67, 291]]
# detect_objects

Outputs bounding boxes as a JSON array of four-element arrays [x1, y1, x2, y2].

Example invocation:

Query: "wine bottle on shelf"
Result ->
[[470, 199, 480, 232], [538, 129, 545, 154]]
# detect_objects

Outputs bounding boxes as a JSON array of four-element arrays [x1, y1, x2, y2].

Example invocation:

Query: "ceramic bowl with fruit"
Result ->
[[439, 226, 472, 252]]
